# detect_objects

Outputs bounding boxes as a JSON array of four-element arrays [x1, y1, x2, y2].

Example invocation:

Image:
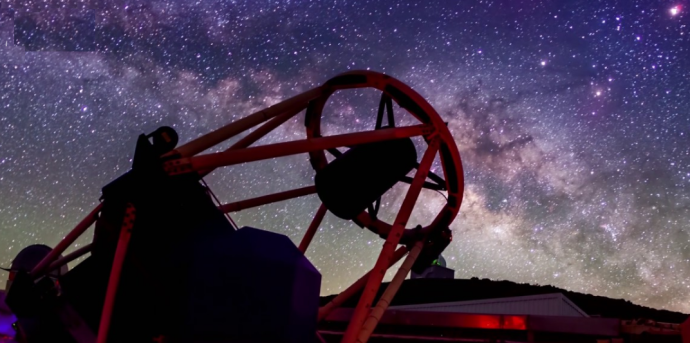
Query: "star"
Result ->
[[1, 0, 689, 315]]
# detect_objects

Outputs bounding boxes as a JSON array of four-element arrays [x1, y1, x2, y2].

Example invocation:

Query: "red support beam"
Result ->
[[230, 105, 304, 150], [198, 105, 304, 177], [357, 240, 424, 342], [96, 204, 136, 343], [169, 87, 324, 158], [299, 204, 327, 254], [318, 246, 409, 322], [218, 186, 317, 213], [46, 243, 93, 274], [164, 124, 433, 175], [341, 138, 440, 343], [316, 332, 328, 343], [31, 203, 102, 279]]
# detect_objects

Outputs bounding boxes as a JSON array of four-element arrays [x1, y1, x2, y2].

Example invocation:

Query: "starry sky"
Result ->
[[1, 0, 689, 313]]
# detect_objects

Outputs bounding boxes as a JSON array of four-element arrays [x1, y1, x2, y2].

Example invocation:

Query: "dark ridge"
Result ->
[[320, 278, 689, 324]]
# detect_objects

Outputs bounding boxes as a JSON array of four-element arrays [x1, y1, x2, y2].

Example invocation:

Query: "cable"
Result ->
[[434, 189, 449, 202]]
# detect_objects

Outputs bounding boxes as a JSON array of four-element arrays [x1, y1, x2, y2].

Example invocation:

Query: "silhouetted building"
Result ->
[[391, 293, 589, 317], [318, 278, 690, 342], [410, 255, 454, 279]]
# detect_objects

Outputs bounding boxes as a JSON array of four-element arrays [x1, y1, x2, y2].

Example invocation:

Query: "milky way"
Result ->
[[1, 0, 689, 312]]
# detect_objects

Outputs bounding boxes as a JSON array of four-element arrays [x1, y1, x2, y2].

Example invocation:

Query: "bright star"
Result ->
[[670, 6, 681, 16]]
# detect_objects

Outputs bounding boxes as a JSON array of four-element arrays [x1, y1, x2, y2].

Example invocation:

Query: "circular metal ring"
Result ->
[[305, 70, 464, 244]]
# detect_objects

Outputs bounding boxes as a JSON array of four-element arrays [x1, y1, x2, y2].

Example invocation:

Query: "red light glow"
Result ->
[[462, 314, 527, 330]]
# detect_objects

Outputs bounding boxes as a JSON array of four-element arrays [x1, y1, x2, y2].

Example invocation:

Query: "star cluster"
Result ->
[[1, 0, 689, 312]]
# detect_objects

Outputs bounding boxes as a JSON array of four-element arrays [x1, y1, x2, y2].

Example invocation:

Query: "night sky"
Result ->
[[1, 0, 689, 313]]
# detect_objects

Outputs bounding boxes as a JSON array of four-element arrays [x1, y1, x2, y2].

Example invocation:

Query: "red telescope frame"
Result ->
[[29, 70, 465, 343]]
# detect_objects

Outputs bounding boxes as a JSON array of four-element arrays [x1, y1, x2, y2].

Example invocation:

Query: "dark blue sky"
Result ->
[[0, 0, 689, 312]]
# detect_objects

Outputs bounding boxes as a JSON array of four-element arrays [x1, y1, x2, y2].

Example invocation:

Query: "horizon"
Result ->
[[1, 0, 689, 314]]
